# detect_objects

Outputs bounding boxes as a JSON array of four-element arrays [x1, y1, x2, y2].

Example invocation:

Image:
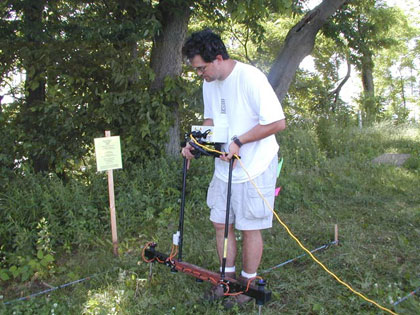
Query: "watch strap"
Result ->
[[232, 136, 243, 148]]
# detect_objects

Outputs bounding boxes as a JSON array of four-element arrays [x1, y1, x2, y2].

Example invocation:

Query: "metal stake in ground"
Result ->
[[221, 158, 234, 280]]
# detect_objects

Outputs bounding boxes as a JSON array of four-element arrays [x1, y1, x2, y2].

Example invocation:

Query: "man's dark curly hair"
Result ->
[[182, 29, 229, 63]]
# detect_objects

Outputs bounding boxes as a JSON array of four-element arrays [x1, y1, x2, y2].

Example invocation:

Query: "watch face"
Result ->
[[233, 137, 242, 147]]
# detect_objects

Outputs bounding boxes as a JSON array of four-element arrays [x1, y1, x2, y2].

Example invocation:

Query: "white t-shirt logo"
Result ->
[[220, 99, 226, 114]]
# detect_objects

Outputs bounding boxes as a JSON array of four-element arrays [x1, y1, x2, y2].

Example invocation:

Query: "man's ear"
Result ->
[[215, 55, 224, 62]]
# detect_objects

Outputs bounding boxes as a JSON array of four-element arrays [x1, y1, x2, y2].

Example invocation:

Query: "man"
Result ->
[[181, 29, 286, 306]]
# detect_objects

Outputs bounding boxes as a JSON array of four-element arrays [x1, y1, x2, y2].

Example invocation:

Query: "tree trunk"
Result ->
[[21, 1, 49, 172], [268, 0, 347, 103], [398, 70, 406, 111], [150, 1, 190, 157], [361, 50, 376, 123]]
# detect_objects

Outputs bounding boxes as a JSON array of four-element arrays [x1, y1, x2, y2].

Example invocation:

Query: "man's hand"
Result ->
[[181, 142, 195, 160], [181, 142, 196, 169], [220, 140, 240, 168]]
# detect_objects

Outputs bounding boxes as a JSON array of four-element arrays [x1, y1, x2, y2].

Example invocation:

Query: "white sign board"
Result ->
[[94, 136, 123, 172]]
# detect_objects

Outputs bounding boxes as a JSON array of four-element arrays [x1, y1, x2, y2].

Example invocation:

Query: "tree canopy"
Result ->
[[0, 0, 418, 177]]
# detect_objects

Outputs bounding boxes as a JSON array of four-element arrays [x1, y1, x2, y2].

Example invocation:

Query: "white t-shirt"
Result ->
[[203, 61, 285, 183]]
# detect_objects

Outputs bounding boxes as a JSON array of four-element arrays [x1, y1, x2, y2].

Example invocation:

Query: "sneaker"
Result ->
[[223, 275, 254, 309]]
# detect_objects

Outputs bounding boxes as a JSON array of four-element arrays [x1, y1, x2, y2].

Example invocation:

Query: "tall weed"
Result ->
[[0, 156, 213, 282], [316, 120, 420, 162], [278, 122, 326, 170]]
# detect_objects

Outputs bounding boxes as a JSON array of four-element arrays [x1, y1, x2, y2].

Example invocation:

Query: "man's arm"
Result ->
[[203, 118, 214, 126], [224, 119, 286, 160], [238, 119, 285, 145]]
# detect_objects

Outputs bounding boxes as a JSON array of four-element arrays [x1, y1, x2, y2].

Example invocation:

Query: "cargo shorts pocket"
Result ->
[[243, 186, 274, 219], [207, 179, 221, 209]]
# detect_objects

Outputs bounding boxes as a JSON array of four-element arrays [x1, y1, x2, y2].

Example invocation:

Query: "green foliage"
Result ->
[[0, 216, 55, 282], [1, 251, 55, 283], [279, 121, 326, 170], [0, 170, 105, 282], [316, 120, 419, 161], [0, 104, 18, 184], [0, 0, 304, 177], [114, 157, 185, 237], [321, 0, 419, 124], [374, 11, 419, 124], [0, 156, 208, 284], [1, 0, 418, 179], [324, 0, 401, 68], [404, 154, 420, 171], [1, 1, 420, 312], [0, 0, 176, 175]]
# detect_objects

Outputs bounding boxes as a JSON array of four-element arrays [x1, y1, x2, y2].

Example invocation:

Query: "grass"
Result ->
[[1, 121, 419, 314]]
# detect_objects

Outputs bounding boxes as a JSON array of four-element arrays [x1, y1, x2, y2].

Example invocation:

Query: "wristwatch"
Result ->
[[231, 135, 243, 148]]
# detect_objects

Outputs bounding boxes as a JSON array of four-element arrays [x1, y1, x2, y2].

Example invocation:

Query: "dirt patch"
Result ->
[[372, 153, 411, 166]]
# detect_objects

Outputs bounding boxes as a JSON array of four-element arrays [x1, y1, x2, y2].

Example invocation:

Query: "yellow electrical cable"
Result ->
[[189, 135, 397, 315]]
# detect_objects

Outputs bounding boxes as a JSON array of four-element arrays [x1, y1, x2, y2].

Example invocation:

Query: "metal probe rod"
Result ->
[[221, 158, 234, 279], [177, 157, 188, 261]]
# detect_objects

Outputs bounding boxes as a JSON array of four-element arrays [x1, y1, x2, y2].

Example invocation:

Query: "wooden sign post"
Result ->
[[105, 131, 118, 256], [94, 131, 122, 256]]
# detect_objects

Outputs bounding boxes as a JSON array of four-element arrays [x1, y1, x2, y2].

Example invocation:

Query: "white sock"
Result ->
[[220, 266, 236, 273], [241, 270, 257, 279]]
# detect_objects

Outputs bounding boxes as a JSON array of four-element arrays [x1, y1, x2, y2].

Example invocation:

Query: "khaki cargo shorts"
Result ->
[[207, 155, 277, 231]]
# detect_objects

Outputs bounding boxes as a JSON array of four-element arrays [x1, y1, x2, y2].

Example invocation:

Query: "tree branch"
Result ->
[[268, 0, 347, 103], [230, 24, 256, 67], [330, 57, 351, 107]]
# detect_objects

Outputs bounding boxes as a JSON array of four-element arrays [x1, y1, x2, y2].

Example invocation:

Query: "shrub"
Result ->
[[0, 156, 213, 282], [278, 121, 326, 170]]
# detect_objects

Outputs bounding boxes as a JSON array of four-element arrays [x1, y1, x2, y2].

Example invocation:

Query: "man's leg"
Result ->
[[222, 229, 263, 308], [242, 229, 263, 274], [203, 222, 236, 301], [213, 222, 236, 268]]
